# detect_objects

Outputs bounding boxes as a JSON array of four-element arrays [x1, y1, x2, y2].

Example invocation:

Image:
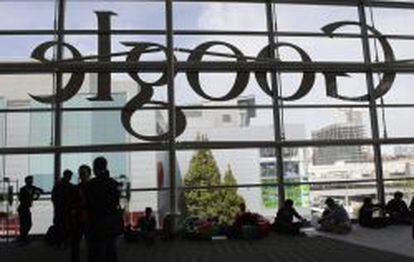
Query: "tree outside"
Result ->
[[183, 140, 245, 225]]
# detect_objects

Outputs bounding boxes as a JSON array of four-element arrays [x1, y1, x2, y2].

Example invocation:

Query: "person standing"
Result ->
[[69, 165, 92, 262], [17, 175, 44, 243], [51, 169, 75, 248], [85, 157, 122, 262]]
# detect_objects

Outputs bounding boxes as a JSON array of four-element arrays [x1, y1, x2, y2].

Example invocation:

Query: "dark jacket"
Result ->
[[18, 185, 43, 210], [275, 206, 302, 224], [52, 181, 75, 212], [385, 199, 410, 215], [85, 174, 121, 240]]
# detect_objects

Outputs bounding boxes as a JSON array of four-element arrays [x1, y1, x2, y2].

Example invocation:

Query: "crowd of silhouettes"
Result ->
[[16, 158, 414, 259], [45, 157, 122, 262]]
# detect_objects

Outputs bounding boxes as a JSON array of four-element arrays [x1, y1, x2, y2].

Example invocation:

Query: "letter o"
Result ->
[[255, 42, 315, 101], [186, 41, 250, 101]]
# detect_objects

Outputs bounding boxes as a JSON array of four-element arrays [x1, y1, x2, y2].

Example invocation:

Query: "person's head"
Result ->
[[394, 191, 403, 200], [93, 156, 108, 178], [62, 169, 73, 183], [325, 197, 336, 208], [363, 197, 372, 206], [78, 165, 91, 183], [284, 199, 294, 208], [24, 175, 34, 186], [145, 207, 153, 217]]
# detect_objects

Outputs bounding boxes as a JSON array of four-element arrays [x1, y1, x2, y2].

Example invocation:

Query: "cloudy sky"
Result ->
[[0, 0, 413, 143]]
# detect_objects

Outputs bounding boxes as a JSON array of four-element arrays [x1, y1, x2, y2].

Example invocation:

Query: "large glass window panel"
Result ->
[[280, 73, 370, 105], [1, 154, 54, 192], [381, 145, 414, 179], [62, 107, 170, 145], [0, 111, 53, 148], [378, 107, 414, 138], [375, 74, 414, 105], [0, 2, 55, 29], [61, 150, 169, 193], [278, 37, 364, 62], [61, 74, 166, 109], [0, 36, 55, 61], [283, 146, 376, 182], [368, 7, 414, 35], [174, 2, 267, 31], [178, 108, 274, 142], [65, 1, 165, 30], [276, 4, 358, 33], [282, 108, 372, 140], [63, 35, 165, 60], [174, 35, 273, 106], [0, 75, 54, 110]]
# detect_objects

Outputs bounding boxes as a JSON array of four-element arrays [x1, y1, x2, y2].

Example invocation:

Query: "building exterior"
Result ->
[[312, 110, 368, 165]]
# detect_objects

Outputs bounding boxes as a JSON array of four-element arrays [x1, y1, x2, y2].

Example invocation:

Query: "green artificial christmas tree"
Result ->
[[183, 135, 245, 225], [217, 165, 245, 225], [183, 135, 222, 219]]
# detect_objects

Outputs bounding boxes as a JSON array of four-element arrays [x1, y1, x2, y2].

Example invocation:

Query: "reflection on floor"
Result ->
[[313, 225, 414, 258], [1, 232, 413, 262]]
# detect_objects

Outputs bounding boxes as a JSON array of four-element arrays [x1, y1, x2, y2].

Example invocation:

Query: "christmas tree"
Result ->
[[184, 135, 245, 225]]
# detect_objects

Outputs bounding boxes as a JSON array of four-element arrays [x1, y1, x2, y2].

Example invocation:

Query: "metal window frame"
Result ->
[[1, 0, 414, 221]]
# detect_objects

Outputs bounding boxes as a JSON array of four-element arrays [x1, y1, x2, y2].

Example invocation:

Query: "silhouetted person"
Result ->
[[358, 197, 391, 229], [139, 207, 156, 245], [86, 157, 121, 262], [273, 199, 306, 235], [385, 191, 411, 225], [17, 175, 44, 243], [52, 169, 75, 248], [318, 198, 351, 234], [69, 165, 91, 262]]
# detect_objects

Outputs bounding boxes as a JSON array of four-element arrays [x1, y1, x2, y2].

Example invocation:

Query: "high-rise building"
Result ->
[[312, 110, 367, 165]]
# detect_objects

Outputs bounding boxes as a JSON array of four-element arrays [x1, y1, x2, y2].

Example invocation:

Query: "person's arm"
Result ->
[[292, 208, 304, 221], [384, 200, 393, 212], [401, 201, 410, 213], [32, 186, 44, 200]]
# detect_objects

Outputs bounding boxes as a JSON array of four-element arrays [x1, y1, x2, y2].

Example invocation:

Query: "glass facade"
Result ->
[[1, 0, 414, 233]]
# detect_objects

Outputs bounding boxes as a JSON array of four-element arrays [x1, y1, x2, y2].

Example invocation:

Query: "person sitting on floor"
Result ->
[[139, 207, 157, 244], [273, 199, 306, 235], [385, 191, 411, 225], [318, 198, 352, 234], [358, 197, 391, 229]]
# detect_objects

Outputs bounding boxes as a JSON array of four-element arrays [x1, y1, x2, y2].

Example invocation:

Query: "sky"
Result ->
[[0, 1, 413, 143]]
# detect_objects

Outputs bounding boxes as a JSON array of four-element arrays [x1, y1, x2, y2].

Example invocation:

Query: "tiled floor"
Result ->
[[312, 225, 414, 258], [1, 232, 413, 262]]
